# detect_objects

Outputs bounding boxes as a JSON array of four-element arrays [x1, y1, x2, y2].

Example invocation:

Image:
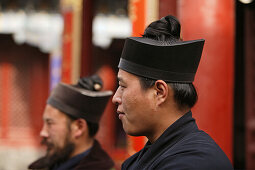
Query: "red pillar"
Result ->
[[62, 11, 73, 83], [96, 66, 116, 151], [1, 63, 10, 139], [130, 0, 146, 37], [179, 0, 235, 161], [128, 0, 147, 154], [159, 0, 177, 18]]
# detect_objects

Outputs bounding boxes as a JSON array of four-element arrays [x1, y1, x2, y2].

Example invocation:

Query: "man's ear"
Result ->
[[154, 80, 169, 106], [71, 118, 88, 139]]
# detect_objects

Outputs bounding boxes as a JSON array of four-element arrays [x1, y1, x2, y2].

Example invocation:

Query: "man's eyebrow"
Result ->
[[44, 118, 53, 122]]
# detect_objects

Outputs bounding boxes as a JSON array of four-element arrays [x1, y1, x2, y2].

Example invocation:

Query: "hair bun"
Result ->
[[77, 74, 103, 91], [143, 15, 181, 42], [163, 15, 181, 39]]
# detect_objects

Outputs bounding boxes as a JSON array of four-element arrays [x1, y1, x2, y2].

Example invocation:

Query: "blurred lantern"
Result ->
[[239, 0, 254, 4]]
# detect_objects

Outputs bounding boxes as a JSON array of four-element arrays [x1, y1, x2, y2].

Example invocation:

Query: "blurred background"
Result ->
[[0, 0, 254, 169]]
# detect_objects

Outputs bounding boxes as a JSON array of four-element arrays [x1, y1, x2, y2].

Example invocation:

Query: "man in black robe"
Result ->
[[112, 15, 233, 169], [28, 75, 114, 170]]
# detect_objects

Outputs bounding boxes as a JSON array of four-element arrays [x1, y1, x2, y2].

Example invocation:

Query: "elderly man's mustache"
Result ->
[[41, 138, 54, 152]]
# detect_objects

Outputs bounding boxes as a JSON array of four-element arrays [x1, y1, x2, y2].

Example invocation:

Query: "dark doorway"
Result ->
[[234, 1, 255, 169]]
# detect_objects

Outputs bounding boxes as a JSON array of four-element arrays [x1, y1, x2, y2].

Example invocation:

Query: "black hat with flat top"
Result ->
[[47, 75, 112, 123], [118, 37, 205, 83]]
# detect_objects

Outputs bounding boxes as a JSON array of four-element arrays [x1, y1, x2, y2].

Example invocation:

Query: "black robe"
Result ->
[[73, 140, 114, 170], [122, 111, 233, 170]]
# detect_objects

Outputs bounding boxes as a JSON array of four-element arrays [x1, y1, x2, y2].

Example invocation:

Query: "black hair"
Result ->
[[139, 15, 198, 109], [86, 121, 99, 137], [65, 74, 101, 137], [143, 15, 181, 42], [67, 115, 99, 138]]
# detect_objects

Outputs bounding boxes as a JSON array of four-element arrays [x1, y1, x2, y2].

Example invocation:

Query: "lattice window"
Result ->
[[0, 34, 49, 146], [9, 61, 31, 128]]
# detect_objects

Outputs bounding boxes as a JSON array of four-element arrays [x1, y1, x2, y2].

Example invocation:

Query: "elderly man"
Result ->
[[29, 75, 114, 170], [112, 15, 233, 169]]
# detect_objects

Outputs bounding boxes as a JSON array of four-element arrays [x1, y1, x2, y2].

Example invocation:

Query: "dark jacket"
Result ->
[[73, 140, 114, 170], [29, 140, 114, 170], [122, 111, 233, 170]]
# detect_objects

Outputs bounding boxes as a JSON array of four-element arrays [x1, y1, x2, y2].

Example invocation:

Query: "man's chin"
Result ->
[[29, 143, 75, 169], [46, 148, 55, 157]]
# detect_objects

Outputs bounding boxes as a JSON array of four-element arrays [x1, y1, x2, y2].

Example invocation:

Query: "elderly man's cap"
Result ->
[[47, 75, 112, 123], [118, 37, 205, 82]]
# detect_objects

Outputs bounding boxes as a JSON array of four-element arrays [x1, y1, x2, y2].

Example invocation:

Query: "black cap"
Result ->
[[118, 37, 205, 83], [47, 75, 113, 123]]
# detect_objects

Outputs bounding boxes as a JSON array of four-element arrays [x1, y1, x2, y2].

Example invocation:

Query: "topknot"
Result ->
[[143, 15, 181, 42], [77, 74, 103, 91]]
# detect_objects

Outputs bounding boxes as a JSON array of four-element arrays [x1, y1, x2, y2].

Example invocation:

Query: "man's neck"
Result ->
[[70, 138, 94, 158], [147, 107, 190, 143]]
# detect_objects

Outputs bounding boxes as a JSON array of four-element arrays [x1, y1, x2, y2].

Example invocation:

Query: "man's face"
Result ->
[[112, 69, 156, 137], [40, 105, 73, 157]]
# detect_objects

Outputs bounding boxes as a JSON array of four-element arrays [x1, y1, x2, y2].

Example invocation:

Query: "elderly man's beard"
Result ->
[[28, 136, 75, 169]]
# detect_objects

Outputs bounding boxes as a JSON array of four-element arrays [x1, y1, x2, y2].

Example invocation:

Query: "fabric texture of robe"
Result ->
[[122, 111, 233, 170]]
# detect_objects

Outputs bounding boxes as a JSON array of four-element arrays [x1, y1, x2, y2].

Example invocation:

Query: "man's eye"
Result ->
[[46, 121, 54, 126], [119, 85, 125, 89]]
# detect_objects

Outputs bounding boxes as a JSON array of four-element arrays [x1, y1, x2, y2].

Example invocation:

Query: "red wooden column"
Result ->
[[1, 63, 11, 139], [159, 0, 177, 18], [96, 66, 116, 151], [128, 0, 147, 154], [62, 11, 73, 83], [178, 0, 235, 161], [130, 0, 146, 37]]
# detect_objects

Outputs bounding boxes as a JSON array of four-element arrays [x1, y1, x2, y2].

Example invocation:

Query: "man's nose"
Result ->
[[40, 125, 49, 138], [112, 88, 121, 106]]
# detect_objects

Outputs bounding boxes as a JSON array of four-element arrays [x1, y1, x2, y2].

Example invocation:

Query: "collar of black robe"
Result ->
[[118, 37, 205, 83], [122, 111, 198, 169], [52, 147, 92, 170], [47, 83, 112, 123]]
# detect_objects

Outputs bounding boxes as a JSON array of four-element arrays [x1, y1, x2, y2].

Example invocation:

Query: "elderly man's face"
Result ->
[[112, 69, 156, 137], [40, 105, 74, 157]]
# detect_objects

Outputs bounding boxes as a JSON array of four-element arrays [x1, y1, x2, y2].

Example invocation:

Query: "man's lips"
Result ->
[[117, 110, 125, 119], [41, 138, 54, 151]]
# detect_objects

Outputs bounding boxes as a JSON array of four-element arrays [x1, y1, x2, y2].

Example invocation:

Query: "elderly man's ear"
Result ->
[[71, 119, 88, 139]]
